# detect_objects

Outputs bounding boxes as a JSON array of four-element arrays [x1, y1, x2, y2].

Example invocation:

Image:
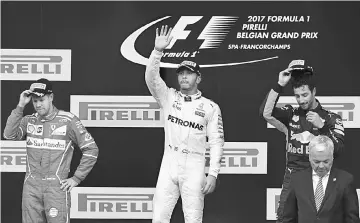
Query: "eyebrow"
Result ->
[[314, 159, 330, 162]]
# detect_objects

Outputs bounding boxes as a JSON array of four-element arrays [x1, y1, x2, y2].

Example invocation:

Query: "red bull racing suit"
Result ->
[[260, 83, 345, 222], [145, 49, 224, 223], [3, 106, 99, 223]]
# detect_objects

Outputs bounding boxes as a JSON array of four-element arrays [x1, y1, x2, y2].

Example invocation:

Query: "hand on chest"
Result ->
[[291, 112, 326, 132]]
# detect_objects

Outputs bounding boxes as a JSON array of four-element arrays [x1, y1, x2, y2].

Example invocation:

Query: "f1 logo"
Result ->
[[165, 16, 238, 50]]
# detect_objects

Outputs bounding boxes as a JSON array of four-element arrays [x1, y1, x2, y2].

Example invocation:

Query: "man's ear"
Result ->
[[49, 93, 54, 102], [196, 75, 202, 84], [312, 87, 316, 96]]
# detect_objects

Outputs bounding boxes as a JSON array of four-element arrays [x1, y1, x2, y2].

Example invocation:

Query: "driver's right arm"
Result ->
[[3, 106, 29, 140], [145, 49, 170, 108]]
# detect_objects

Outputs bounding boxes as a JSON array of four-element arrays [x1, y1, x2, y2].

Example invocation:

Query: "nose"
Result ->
[[299, 96, 306, 104], [318, 162, 324, 168], [34, 101, 42, 108]]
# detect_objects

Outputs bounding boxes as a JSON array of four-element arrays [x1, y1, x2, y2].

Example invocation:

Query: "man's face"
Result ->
[[309, 144, 333, 177], [177, 68, 200, 91], [32, 94, 53, 116], [293, 85, 315, 110]]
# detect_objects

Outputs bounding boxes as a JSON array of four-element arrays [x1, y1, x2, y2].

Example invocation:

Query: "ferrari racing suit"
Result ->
[[3, 106, 99, 223], [260, 83, 345, 222], [145, 49, 224, 223]]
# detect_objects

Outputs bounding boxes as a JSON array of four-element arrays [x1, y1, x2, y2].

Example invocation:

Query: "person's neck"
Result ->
[[40, 105, 54, 118], [309, 98, 318, 110], [180, 88, 198, 96]]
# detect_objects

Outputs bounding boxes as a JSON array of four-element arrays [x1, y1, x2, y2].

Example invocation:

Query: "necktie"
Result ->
[[315, 176, 324, 211]]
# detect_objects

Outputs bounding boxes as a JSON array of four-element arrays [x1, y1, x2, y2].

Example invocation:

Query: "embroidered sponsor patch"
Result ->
[[195, 111, 205, 117], [292, 115, 299, 122], [27, 123, 43, 136], [52, 125, 67, 136], [85, 133, 93, 141], [49, 207, 58, 217], [26, 137, 66, 150]]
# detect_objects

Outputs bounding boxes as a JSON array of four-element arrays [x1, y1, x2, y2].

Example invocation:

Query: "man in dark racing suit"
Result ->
[[260, 60, 345, 223], [3, 78, 99, 223]]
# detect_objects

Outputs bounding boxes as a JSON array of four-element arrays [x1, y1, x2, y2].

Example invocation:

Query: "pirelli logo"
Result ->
[[70, 187, 155, 219], [205, 142, 267, 174], [0, 141, 26, 172], [267, 96, 360, 128], [0, 49, 71, 81], [266, 188, 360, 220], [70, 96, 164, 127]]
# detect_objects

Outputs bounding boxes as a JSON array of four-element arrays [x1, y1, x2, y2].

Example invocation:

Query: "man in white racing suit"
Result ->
[[145, 25, 224, 223]]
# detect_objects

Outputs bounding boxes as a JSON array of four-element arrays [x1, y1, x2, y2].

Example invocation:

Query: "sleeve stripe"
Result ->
[[58, 111, 75, 118], [4, 127, 24, 139], [3, 134, 16, 139], [263, 89, 288, 134], [56, 116, 72, 122], [19, 127, 24, 139], [80, 142, 96, 149], [334, 129, 345, 136], [83, 154, 98, 159]]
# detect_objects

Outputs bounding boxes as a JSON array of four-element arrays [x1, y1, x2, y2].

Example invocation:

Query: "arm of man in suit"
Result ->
[[343, 175, 360, 223], [282, 177, 298, 223]]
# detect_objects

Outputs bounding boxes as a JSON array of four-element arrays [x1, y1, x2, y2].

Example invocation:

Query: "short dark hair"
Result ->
[[290, 70, 316, 91]]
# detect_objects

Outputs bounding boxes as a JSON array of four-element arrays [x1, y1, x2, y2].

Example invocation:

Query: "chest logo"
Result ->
[[292, 115, 299, 122], [51, 125, 67, 136], [290, 130, 315, 144], [27, 123, 43, 136], [172, 101, 182, 111]]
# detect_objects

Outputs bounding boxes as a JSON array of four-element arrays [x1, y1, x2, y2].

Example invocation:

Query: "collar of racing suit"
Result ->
[[299, 99, 322, 114], [37, 105, 59, 122], [179, 90, 202, 102]]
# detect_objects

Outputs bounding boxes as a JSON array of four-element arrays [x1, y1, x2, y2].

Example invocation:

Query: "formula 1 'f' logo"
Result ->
[[120, 16, 278, 68], [166, 16, 238, 50]]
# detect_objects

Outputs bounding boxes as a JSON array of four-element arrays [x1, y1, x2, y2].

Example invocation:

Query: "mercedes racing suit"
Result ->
[[145, 49, 224, 223], [260, 83, 345, 222], [3, 106, 99, 223]]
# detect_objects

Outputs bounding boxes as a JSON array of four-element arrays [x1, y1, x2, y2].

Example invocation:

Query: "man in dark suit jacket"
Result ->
[[283, 135, 360, 223]]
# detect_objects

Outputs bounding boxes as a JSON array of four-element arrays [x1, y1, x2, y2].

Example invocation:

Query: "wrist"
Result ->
[[209, 174, 217, 179], [154, 47, 163, 53], [18, 103, 26, 108], [278, 81, 286, 87]]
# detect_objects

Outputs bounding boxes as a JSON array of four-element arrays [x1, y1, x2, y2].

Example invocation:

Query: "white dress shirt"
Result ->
[[312, 170, 330, 194]]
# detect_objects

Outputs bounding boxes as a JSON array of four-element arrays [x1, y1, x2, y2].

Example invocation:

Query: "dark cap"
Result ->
[[288, 59, 314, 73], [176, 60, 201, 76], [29, 78, 53, 97]]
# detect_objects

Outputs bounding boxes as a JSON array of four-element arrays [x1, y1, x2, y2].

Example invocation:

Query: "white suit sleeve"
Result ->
[[207, 103, 225, 178], [145, 49, 170, 108]]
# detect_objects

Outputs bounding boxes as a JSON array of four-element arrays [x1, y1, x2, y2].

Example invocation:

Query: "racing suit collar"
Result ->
[[37, 106, 59, 122], [308, 99, 322, 113], [179, 90, 202, 102], [299, 99, 322, 114]]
